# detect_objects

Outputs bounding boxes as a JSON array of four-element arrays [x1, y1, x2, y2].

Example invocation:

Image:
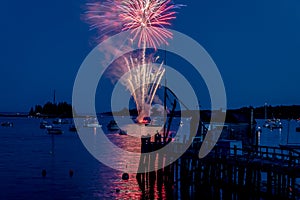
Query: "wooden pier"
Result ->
[[138, 138, 300, 199]]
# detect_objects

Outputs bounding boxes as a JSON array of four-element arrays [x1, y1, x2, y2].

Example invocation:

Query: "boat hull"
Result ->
[[47, 128, 63, 135]]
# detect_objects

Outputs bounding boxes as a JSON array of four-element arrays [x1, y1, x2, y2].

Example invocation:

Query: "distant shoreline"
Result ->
[[1, 104, 300, 120], [1, 103, 300, 119], [0, 113, 28, 118]]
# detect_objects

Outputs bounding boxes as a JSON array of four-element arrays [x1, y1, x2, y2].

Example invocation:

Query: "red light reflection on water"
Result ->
[[96, 123, 174, 199], [93, 170, 173, 199]]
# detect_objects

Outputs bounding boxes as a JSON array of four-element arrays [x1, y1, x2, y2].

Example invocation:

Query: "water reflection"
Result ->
[[137, 168, 173, 199]]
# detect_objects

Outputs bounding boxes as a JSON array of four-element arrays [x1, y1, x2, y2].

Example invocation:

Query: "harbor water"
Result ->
[[0, 117, 299, 199]]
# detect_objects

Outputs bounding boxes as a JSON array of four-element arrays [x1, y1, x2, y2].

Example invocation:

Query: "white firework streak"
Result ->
[[121, 55, 165, 121]]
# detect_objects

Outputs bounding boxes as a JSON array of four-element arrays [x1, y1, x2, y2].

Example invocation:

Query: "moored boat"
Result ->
[[69, 125, 77, 132], [118, 129, 127, 135], [47, 127, 63, 135], [145, 118, 163, 127], [83, 117, 102, 128], [1, 122, 13, 127], [107, 120, 119, 130], [40, 121, 52, 129], [84, 123, 102, 128]]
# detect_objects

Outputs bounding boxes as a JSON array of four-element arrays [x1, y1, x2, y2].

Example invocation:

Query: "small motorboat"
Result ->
[[145, 118, 163, 127], [107, 120, 119, 130], [40, 121, 52, 129], [1, 122, 13, 127], [118, 129, 127, 135], [84, 122, 102, 128], [47, 126, 63, 135], [45, 124, 53, 129], [83, 118, 102, 128], [69, 125, 77, 132], [40, 121, 47, 129], [52, 118, 62, 124], [52, 118, 70, 124]]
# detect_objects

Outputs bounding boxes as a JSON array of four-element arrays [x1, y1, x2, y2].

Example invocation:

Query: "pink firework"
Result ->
[[84, 0, 124, 40], [85, 0, 179, 49], [118, 0, 177, 49], [84, 0, 182, 123]]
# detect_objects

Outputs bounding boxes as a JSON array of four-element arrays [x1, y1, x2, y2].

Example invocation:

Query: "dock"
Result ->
[[138, 138, 300, 199]]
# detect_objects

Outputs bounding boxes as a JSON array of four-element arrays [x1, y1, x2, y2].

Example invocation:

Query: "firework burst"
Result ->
[[108, 53, 165, 122], [118, 0, 177, 49], [85, 0, 179, 49], [84, 0, 182, 123], [84, 1, 123, 40], [123, 56, 165, 122]]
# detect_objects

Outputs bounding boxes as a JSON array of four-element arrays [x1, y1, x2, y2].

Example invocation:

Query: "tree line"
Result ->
[[230, 105, 300, 119], [29, 102, 73, 118]]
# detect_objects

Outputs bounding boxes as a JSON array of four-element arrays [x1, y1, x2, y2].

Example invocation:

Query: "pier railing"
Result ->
[[141, 137, 300, 167], [139, 139, 300, 198], [206, 144, 300, 168]]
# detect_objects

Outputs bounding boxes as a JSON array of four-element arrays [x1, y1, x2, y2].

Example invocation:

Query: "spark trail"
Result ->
[[121, 55, 165, 123]]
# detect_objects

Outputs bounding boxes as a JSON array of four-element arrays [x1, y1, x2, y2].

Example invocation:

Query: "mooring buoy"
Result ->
[[69, 169, 74, 177], [122, 173, 129, 180], [42, 169, 47, 177]]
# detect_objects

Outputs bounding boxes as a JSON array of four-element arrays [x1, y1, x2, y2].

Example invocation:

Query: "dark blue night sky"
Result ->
[[0, 0, 299, 112]]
